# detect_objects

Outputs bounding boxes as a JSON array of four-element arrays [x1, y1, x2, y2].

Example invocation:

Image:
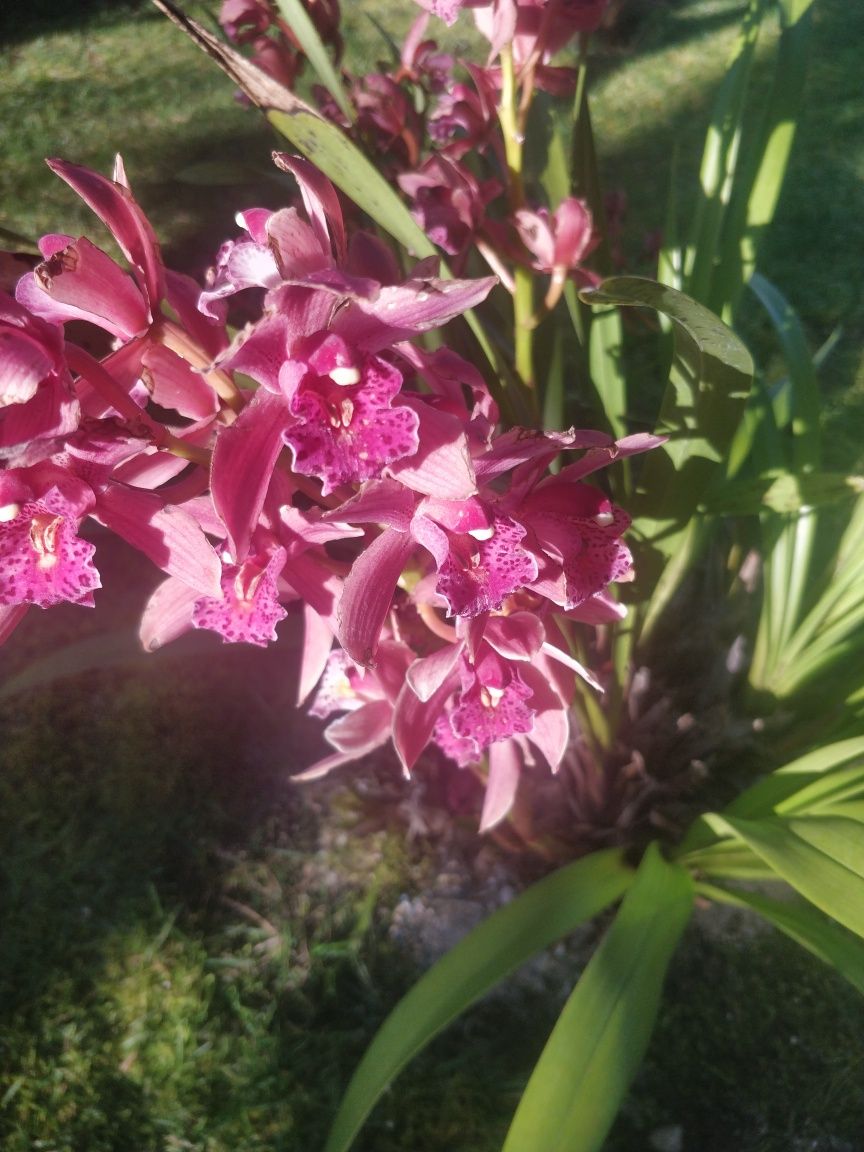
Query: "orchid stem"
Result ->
[[154, 317, 244, 413], [499, 45, 536, 399]]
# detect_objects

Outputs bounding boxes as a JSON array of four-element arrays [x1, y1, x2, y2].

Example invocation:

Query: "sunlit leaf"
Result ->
[[274, 0, 354, 122], [685, 0, 768, 307], [723, 814, 864, 940], [677, 738, 864, 857], [154, 0, 434, 258], [324, 849, 633, 1152], [502, 844, 692, 1152]]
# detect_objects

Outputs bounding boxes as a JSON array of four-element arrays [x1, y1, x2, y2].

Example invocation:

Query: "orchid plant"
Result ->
[[3, 0, 864, 1148]]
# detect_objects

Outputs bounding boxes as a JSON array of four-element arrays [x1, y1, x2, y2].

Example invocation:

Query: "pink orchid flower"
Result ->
[[0, 292, 79, 454]]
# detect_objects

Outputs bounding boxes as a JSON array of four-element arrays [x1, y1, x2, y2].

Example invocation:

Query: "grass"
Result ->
[[2, 1, 864, 1149]]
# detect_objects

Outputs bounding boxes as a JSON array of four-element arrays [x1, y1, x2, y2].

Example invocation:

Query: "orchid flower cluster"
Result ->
[[1, 0, 654, 831], [220, 0, 607, 304]]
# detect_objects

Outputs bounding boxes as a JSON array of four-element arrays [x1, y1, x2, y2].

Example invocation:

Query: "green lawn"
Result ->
[[2, 2, 864, 1149]]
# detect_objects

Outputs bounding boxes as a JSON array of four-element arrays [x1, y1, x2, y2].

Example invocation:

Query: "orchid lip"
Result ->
[[330, 366, 361, 386]]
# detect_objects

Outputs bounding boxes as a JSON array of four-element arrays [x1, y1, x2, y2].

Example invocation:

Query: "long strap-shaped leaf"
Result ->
[[502, 844, 693, 1152], [675, 737, 864, 858], [728, 737, 864, 820], [722, 814, 864, 940], [324, 848, 633, 1152], [684, 0, 768, 307], [712, 0, 815, 317], [153, 0, 434, 259], [580, 276, 752, 502], [152, 2, 509, 400], [273, 0, 354, 122]]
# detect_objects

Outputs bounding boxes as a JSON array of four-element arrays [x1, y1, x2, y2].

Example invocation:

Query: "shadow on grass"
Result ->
[[0, 0, 151, 45], [0, 535, 320, 1008]]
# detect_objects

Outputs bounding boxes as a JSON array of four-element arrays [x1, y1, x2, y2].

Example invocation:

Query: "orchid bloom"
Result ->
[[0, 463, 100, 611], [0, 292, 79, 454]]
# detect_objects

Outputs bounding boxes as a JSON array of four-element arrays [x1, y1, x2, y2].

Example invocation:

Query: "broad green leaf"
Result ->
[[759, 493, 864, 697], [697, 882, 864, 997], [154, 0, 435, 258], [636, 515, 707, 645], [778, 0, 817, 31], [581, 276, 751, 631], [724, 814, 864, 940], [324, 849, 633, 1152], [588, 305, 628, 442], [274, 0, 354, 122], [502, 845, 692, 1152], [581, 277, 752, 512]]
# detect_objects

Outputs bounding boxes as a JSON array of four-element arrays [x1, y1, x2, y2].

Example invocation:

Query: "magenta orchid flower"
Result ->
[[0, 292, 79, 454], [0, 463, 100, 610]]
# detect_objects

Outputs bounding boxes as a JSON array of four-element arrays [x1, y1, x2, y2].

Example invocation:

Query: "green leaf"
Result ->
[[748, 271, 821, 470], [580, 276, 752, 632], [152, 1, 501, 379], [324, 849, 633, 1152], [677, 838, 778, 881], [724, 814, 864, 940], [273, 0, 354, 122], [711, 1, 813, 314], [588, 304, 628, 441], [727, 738, 864, 820], [502, 845, 693, 1152], [581, 277, 752, 486], [703, 471, 864, 516], [154, 1, 434, 258], [684, 0, 768, 307], [698, 882, 864, 997], [677, 738, 864, 857]]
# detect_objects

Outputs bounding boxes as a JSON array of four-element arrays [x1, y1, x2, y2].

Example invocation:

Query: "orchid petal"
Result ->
[[211, 389, 292, 561], [139, 574, 198, 651], [393, 662, 461, 775], [479, 740, 521, 832], [337, 529, 413, 666], [273, 153, 347, 265], [297, 601, 336, 706], [47, 157, 165, 306], [387, 396, 477, 498], [521, 663, 570, 771], [483, 612, 545, 660], [95, 483, 221, 596], [324, 698, 392, 754], [406, 640, 465, 702]]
